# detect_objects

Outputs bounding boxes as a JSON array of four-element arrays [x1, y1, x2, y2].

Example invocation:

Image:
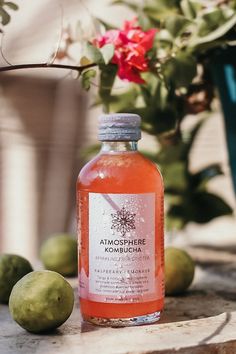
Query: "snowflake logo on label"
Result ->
[[111, 207, 136, 237]]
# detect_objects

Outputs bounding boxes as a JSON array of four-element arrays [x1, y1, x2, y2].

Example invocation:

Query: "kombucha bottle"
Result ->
[[77, 113, 164, 326]]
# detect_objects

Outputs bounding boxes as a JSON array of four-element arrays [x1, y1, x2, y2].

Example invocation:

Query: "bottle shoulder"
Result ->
[[78, 151, 163, 192], [79, 151, 160, 176]]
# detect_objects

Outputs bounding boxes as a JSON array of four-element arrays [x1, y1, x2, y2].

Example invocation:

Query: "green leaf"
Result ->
[[197, 8, 226, 37], [83, 69, 97, 79], [190, 164, 223, 190], [190, 13, 236, 48], [190, 192, 233, 223], [180, 0, 202, 19], [140, 74, 160, 106], [165, 14, 192, 37], [113, 0, 180, 22], [141, 76, 169, 110], [159, 162, 188, 193], [100, 44, 114, 65], [84, 42, 104, 65], [155, 29, 174, 44], [80, 56, 92, 66], [81, 69, 96, 91], [0, 7, 10, 25], [190, 39, 227, 54], [156, 117, 205, 166], [4, 2, 18, 10], [147, 0, 180, 7], [130, 106, 177, 135], [153, 110, 178, 135], [144, 6, 179, 22], [132, 0, 178, 21], [138, 11, 154, 31], [166, 206, 188, 231], [166, 191, 233, 228], [140, 86, 152, 106], [156, 143, 185, 164], [154, 30, 174, 58], [153, 79, 169, 110], [163, 52, 197, 88], [99, 64, 117, 112]]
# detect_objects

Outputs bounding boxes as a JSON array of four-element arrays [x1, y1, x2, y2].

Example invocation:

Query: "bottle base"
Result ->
[[83, 311, 161, 327]]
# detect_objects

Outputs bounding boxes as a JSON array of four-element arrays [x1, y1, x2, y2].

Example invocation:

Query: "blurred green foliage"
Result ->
[[149, 119, 233, 230], [92, 0, 234, 229]]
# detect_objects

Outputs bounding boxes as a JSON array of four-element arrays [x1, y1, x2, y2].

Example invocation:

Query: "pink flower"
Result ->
[[94, 18, 157, 84]]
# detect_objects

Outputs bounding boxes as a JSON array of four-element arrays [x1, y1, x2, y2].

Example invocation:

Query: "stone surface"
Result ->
[[0, 247, 236, 354]]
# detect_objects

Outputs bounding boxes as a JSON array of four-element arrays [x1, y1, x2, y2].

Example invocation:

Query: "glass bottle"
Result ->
[[77, 113, 164, 326]]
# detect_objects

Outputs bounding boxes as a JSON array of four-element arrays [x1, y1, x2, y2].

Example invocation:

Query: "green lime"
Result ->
[[9, 270, 74, 333], [0, 254, 33, 303], [40, 234, 77, 276], [165, 247, 195, 295]]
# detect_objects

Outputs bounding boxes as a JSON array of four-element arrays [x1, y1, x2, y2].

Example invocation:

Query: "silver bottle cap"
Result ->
[[98, 113, 141, 141]]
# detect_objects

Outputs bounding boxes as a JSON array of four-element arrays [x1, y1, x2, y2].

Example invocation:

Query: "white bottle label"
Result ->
[[83, 192, 158, 303]]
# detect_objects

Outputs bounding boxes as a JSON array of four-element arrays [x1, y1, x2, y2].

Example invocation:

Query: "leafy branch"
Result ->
[[0, 62, 97, 74]]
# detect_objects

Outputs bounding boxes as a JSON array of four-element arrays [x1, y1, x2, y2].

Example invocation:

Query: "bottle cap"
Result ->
[[98, 113, 141, 141]]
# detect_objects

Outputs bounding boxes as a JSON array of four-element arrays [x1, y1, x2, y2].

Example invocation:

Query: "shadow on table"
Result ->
[[160, 288, 236, 324], [158, 246, 236, 324]]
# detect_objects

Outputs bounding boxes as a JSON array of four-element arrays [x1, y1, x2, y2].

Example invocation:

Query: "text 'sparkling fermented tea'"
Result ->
[[77, 113, 164, 326]]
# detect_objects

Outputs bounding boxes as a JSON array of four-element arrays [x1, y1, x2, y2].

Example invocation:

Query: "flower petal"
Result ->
[[93, 18, 157, 84]]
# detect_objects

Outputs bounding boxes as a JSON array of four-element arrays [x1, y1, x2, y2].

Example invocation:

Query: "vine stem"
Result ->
[[0, 62, 97, 73]]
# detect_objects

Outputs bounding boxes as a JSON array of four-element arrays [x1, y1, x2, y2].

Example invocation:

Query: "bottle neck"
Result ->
[[100, 141, 138, 153]]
